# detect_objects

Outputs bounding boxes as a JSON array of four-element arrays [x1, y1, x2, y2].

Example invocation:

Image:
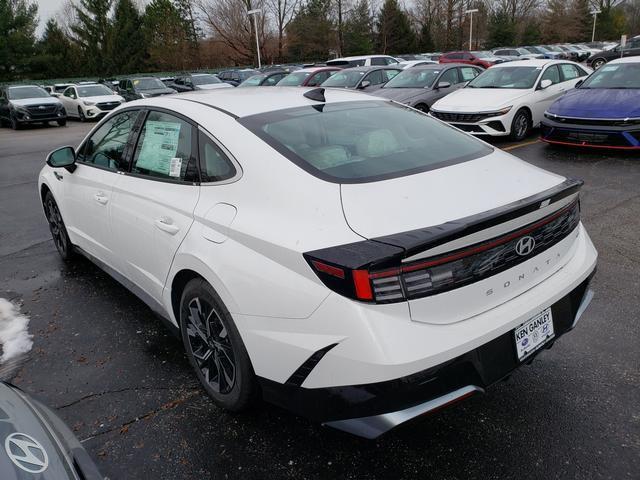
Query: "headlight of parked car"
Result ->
[[83, 101, 96, 106]]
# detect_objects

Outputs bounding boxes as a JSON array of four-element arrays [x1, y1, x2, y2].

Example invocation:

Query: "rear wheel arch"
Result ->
[[171, 269, 204, 326]]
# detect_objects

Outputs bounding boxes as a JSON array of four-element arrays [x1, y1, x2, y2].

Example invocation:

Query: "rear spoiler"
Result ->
[[307, 178, 583, 270]]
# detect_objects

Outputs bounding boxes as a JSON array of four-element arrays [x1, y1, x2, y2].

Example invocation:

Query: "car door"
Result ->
[[558, 63, 588, 88], [435, 67, 459, 93], [60, 87, 78, 117], [62, 109, 141, 268], [109, 109, 200, 303], [623, 38, 640, 58], [361, 70, 385, 90], [532, 65, 564, 124]]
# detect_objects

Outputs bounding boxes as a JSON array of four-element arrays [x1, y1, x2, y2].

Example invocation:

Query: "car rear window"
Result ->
[[239, 101, 492, 183]]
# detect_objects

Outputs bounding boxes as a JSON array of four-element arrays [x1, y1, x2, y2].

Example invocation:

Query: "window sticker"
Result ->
[[136, 121, 182, 175], [601, 65, 619, 72], [169, 157, 182, 177]]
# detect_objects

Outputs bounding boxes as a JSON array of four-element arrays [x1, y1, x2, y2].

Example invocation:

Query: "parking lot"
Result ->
[[0, 120, 638, 479]]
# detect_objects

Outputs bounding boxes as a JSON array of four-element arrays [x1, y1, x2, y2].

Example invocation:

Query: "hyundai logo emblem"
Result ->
[[4, 433, 49, 473], [515, 236, 535, 256]]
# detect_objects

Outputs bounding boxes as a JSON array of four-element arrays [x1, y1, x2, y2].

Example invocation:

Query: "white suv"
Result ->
[[39, 88, 597, 438]]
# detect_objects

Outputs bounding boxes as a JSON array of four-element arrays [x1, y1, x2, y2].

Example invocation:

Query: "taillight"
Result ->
[[305, 199, 580, 304]]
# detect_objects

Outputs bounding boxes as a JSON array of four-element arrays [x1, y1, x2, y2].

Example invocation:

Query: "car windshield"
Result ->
[[134, 78, 165, 90], [472, 51, 493, 58], [7, 86, 50, 99], [580, 63, 640, 89], [192, 75, 221, 85], [77, 85, 113, 97], [536, 46, 550, 52], [277, 72, 311, 86], [321, 70, 366, 88], [239, 74, 266, 87], [467, 67, 540, 89], [383, 69, 440, 88], [525, 47, 542, 54], [517, 48, 531, 55], [240, 101, 492, 183], [239, 70, 259, 80]]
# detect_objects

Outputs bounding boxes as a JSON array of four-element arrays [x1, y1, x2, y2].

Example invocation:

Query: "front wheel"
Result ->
[[592, 58, 606, 70], [414, 104, 429, 113], [509, 109, 531, 142], [43, 191, 75, 261], [78, 107, 86, 122], [57, 119, 67, 127], [10, 116, 21, 130], [179, 279, 258, 412]]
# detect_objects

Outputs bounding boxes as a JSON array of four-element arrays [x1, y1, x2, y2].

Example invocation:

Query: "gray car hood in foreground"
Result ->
[[0, 382, 102, 479]]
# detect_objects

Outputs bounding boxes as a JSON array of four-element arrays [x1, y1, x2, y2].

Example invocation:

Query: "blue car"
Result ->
[[541, 57, 640, 150]]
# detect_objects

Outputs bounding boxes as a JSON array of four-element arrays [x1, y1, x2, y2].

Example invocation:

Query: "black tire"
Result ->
[[78, 107, 86, 122], [179, 279, 258, 412], [57, 119, 67, 127], [43, 191, 75, 261], [10, 115, 21, 130], [509, 109, 532, 142], [592, 58, 606, 70], [414, 103, 429, 113]]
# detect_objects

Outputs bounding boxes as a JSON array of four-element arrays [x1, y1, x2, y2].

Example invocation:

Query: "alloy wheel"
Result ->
[[78, 107, 86, 122], [593, 59, 605, 70], [185, 297, 236, 394], [44, 196, 68, 256]]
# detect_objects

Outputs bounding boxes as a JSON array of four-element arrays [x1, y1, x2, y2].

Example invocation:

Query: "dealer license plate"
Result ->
[[514, 308, 554, 361]]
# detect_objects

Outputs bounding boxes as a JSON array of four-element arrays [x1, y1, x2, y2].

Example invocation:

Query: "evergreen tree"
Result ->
[[417, 23, 435, 53], [71, 0, 112, 75], [287, 0, 334, 61], [521, 20, 542, 46], [343, 0, 373, 56], [376, 0, 415, 55], [568, 0, 593, 42], [143, 0, 193, 70], [487, 9, 516, 48], [0, 0, 39, 80], [32, 19, 77, 79], [108, 0, 146, 74]]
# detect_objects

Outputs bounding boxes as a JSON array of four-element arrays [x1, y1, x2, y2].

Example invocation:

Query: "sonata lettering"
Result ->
[[486, 252, 563, 296]]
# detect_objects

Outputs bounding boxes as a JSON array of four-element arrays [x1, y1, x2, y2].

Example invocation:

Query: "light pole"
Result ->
[[247, 8, 262, 69], [591, 10, 601, 43], [465, 9, 479, 50]]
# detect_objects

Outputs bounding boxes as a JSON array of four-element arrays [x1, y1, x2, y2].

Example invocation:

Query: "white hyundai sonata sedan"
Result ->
[[430, 60, 591, 141], [38, 87, 597, 438]]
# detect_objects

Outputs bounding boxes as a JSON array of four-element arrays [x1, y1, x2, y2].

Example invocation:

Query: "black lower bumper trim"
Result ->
[[258, 273, 595, 424]]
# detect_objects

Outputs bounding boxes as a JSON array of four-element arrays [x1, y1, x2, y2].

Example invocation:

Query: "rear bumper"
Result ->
[[541, 119, 640, 149], [259, 273, 595, 437]]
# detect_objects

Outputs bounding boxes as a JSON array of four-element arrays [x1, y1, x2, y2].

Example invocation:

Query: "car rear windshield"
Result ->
[[384, 69, 440, 88], [239, 101, 492, 183], [7, 86, 50, 99], [467, 66, 540, 89], [77, 85, 113, 97], [580, 63, 640, 89], [192, 74, 222, 85], [322, 70, 366, 88]]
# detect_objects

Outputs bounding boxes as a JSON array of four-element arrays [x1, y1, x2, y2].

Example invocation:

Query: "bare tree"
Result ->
[[266, 0, 300, 61]]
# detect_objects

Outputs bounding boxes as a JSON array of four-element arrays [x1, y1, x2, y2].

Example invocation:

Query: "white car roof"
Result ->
[[491, 59, 566, 68], [137, 86, 382, 118], [608, 57, 640, 65], [330, 55, 395, 61]]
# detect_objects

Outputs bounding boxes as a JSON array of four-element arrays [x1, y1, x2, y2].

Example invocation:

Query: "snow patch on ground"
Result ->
[[0, 298, 33, 364]]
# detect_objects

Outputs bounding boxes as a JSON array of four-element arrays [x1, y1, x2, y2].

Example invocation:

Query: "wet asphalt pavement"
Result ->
[[0, 121, 638, 479]]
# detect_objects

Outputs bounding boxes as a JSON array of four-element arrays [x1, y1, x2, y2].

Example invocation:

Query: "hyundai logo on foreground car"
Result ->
[[5, 432, 49, 473], [37, 87, 597, 439], [515, 236, 536, 256]]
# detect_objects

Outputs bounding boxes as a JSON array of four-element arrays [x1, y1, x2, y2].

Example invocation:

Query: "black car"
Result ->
[[588, 36, 640, 69], [217, 69, 260, 87], [238, 71, 289, 87], [1, 381, 103, 479], [117, 77, 176, 101], [371, 63, 482, 113], [169, 73, 232, 92], [320, 66, 403, 91], [0, 85, 67, 130]]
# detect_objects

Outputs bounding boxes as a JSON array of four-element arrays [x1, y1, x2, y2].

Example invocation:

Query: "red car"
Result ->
[[275, 67, 341, 87], [439, 51, 502, 69]]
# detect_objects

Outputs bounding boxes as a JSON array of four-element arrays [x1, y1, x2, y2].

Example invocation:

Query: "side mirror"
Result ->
[[575, 79, 584, 88], [358, 80, 371, 89], [47, 146, 76, 172], [539, 79, 553, 90], [437, 81, 451, 89]]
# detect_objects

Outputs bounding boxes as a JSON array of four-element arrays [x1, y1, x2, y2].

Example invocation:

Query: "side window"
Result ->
[[371, 57, 386, 66], [126, 80, 133, 91], [63, 87, 75, 98], [459, 67, 480, 82], [449, 53, 462, 60], [199, 132, 237, 183], [559, 64, 580, 81], [175, 77, 184, 85], [78, 110, 138, 171], [131, 111, 198, 182], [383, 69, 400, 81], [366, 70, 384, 85], [384, 57, 398, 65], [462, 53, 473, 60], [439, 68, 459, 85], [541, 65, 560, 85]]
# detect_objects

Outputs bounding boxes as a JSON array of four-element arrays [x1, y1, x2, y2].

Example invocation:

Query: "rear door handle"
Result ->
[[93, 192, 108, 205], [154, 217, 180, 235]]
